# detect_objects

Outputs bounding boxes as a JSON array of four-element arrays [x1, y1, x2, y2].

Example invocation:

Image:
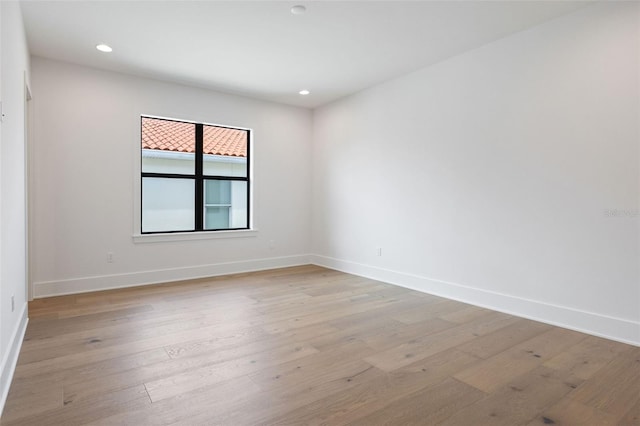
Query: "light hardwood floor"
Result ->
[[2, 265, 638, 425]]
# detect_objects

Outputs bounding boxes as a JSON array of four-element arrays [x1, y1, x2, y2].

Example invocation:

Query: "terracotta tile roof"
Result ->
[[142, 117, 247, 157], [203, 125, 247, 158]]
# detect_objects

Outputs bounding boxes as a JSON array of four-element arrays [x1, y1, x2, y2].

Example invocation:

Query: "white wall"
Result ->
[[0, 0, 30, 414], [30, 57, 312, 296], [311, 2, 639, 345]]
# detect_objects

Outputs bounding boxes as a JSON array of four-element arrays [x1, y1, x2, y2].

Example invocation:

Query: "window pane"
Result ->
[[205, 179, 231, 204], [202, 125, 248, 177], [142, 178, 194, 232], [205, 207, 230, 230], [142, 117, 195, 174], [204, 180, 247, 229]]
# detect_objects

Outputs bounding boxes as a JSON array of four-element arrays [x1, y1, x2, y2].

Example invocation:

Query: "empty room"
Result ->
[[0, 0, 638, 424]]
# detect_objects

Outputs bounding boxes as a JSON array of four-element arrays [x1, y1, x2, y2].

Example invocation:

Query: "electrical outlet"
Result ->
[[107, 252, 114, 263], [11, 295, 15, 312], [376, 247, 383, 257], [268, 240, 275, 250]]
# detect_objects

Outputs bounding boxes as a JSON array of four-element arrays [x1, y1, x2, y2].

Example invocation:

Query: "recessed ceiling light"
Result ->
[[291, 5, 306, 15], [299, 90, 310, 95], [96, 44, 113, 53]]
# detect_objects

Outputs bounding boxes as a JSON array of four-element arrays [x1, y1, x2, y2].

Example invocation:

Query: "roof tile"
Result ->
[[141, 117, 247, 157]]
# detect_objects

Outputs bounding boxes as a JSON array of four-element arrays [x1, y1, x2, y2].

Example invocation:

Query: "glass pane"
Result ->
[[142, 178, 194, 232], [202, 124, 248, 177], [205, 180, 231, 204], [205, 207, 230, 230], [204, 180, 248, 229], [142, 117, 195, 174]]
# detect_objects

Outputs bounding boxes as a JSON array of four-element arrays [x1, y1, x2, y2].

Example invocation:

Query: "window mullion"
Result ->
[[195, 124, 204, 231]]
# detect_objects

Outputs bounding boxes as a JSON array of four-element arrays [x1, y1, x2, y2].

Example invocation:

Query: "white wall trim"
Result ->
[[33, 254, 310, 298], [310, 254, 640, 347], [132, 229, 258, 244], [0, 303, 28, 417]]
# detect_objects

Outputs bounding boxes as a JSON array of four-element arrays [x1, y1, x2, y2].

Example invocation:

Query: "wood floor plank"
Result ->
[[2, 265, 638, 425], [14, 317, 257, 380], [349, 377, 486, 426], [247, 339, 377, 393], [357, 317, 458, 352], [62, 327, 322, 403], [164, 321, 338, 361], [456, 318, 552, 359], [261, 348, 482, 426], [143, 341, 319, 402], [527, 399, 618, 426], [439, 304, 492, 324], [453, 327, 587, 393], [10, 347, 169, 401], [568, 347, 640, 418], [254, 283, 390, 319], [442, 366, 583, 426], [389, 299, 470, 324], [87, 375, 261, 426], [24, 305, 156, 340], [168, 360, 384, 425], [1, 378, 63, 423], [19, 310, 252, 364], [162, 324, 272, 358], [261, 294, 411, 334], [618, 397, 640, 426], [542, 334, 632, 380], [307, 308, 457, 353], [364, 310, 518, 371], [2, 385, 151, 426]]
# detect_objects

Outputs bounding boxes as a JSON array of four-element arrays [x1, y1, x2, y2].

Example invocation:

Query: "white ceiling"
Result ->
[[20, 1, 592, 108]]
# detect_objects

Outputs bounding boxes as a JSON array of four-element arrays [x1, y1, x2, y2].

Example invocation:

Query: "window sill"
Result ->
[[133, 229, 258, 243]]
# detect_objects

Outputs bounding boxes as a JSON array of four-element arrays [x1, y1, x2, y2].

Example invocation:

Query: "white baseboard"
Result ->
[[0, 303, 28, 417], [310, 254, 640, 347], [33, 254, 311, 298]]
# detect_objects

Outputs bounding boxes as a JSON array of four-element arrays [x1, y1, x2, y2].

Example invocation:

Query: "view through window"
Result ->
[[141, 116, 250, 233]]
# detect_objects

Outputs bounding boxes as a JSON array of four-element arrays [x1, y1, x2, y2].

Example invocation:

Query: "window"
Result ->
[[141, 116, 250, 233]]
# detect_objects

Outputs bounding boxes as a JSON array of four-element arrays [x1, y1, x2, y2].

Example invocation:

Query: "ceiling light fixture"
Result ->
[[291, 5, 306, 15], [96, 44, 113, 53], [299, 90, 310, 95]]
